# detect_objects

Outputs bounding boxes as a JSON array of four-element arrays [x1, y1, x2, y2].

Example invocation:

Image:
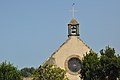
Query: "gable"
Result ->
[[46, 36, 91, 65]]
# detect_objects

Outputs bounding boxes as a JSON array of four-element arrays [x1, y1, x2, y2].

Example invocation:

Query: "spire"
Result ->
[[69, 18, 78, 25]]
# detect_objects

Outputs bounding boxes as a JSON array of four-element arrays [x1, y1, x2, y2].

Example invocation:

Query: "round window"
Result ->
[[68, 57, 81, 72]]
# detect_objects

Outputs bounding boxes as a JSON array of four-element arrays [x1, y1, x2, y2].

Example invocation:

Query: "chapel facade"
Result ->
[[45, 18, 91, 80]]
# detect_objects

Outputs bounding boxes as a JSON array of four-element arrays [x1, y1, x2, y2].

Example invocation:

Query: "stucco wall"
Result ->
[[51, 36, 91, 80]]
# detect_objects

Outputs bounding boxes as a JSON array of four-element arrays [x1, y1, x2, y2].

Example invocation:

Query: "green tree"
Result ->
[[20, 67, 35, 77], [80, 50, 100, 80], [118, 55, 120, 78], [100, 47, 120, 80], [0, 61, 22, 80], [33, 64, 69, 80], [80, 46, 120, 80]]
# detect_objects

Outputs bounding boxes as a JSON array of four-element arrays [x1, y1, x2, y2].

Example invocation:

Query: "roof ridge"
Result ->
[[77, 37, 91, 50], [42, 38, 71, 65]]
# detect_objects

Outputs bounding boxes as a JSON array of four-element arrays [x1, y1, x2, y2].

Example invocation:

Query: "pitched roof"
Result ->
[[43, 36, 91, 65], [69, 18, 79, 25]]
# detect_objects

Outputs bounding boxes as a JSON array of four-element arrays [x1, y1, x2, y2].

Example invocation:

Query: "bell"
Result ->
[[72, 31, 76, 33], [71, 26, 76, 29]]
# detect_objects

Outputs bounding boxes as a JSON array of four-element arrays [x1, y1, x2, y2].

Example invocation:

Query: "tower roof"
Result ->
[[69, 18, 79, 25]]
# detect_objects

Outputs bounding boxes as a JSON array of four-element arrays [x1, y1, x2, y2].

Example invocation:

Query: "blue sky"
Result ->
[[0, 0, 120, 69]]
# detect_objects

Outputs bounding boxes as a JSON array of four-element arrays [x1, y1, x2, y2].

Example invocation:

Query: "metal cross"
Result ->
[[72, 1, 77, 18]]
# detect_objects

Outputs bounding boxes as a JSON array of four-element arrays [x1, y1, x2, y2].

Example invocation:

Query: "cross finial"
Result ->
[[72, 3, 75, 18], [72, 0, 77, 18]]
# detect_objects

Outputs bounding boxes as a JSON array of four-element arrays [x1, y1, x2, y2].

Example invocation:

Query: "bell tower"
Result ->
[[68, 18, 79, 37], [68, 2, 79, 37]]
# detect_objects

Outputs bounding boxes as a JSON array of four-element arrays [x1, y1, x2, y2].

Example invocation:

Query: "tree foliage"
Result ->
[[20, 67, 35, 77], [33, 64, 69, 80], [80, 51, 100, 80], [100, 47, 120, 80], [80, 46, 120, 80], [0, 61, 22, 80]]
